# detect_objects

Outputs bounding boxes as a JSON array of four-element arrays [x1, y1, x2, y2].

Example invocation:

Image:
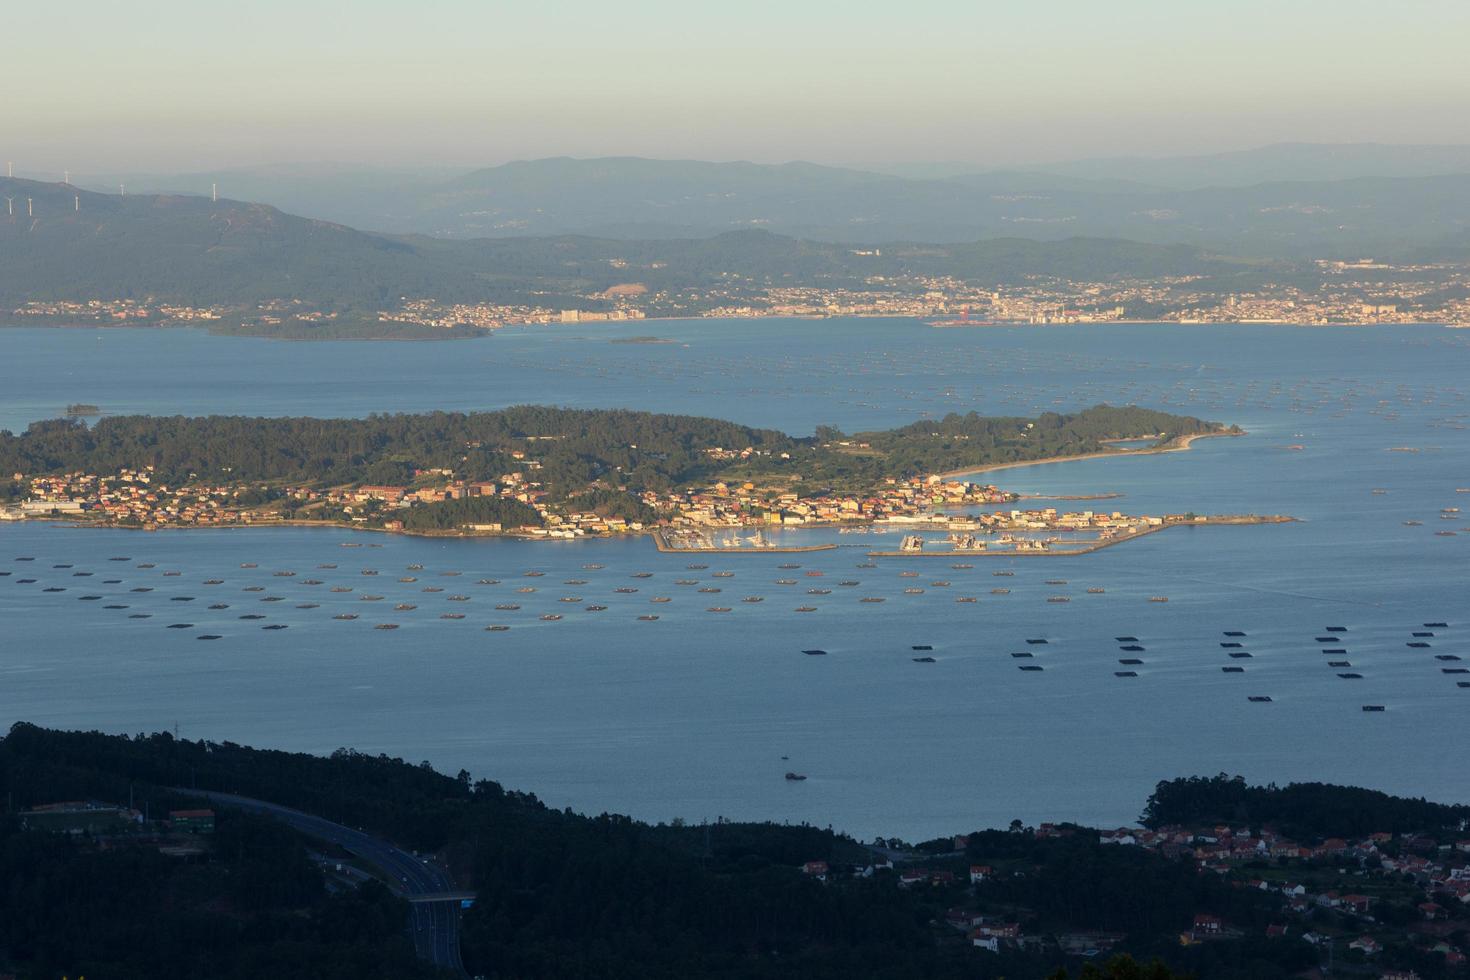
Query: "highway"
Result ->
[[180, 789, 467, 976]]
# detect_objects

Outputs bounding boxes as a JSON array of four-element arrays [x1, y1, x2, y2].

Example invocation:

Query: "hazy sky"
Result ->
[[5, 0, 1469, 174]]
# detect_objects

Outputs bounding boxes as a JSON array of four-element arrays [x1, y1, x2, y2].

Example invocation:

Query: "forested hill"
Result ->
[[3, 724, 1460, 980], [0, 404, 1225, 493], [0, 176, 1247, 311]]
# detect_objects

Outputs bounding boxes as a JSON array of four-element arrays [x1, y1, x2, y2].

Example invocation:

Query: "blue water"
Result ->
[[1, 320, 1468, 839]]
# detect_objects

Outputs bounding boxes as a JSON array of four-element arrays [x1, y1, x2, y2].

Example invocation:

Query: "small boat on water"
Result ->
[[687, 564, 708, 570], [1118, 658, 1143, 665], [448, 595, 469, 602], [706, 606, 731, 613], [1026, 638, 1049, 645], [209, 603, 229, 610], [105, 604, 128, 609], [399, 576, 418, 583], [1010, 652, 1033, 658], [560, 596, 582, 603], [318, 563, 337, 569], [171, 596, 195, 602], [860, 596, 885, 603], [440, 613, 465, 620], [1114, 671, 1137, 677], [395, 603, 417, 611], [586, 604, 608, 611], [162, 571, 182, 577], [1337, 672, 1363, 679], [1248, 695, 1272, 702], [1435, 654, 1462, 661], [930, 581, 950, 588], [583, 563, 604, 570], [43, 587, 66, 593], [128, 613, 151, 619], [795, 606, 817, 612], [1424, 621, 1450, 628], [775, 579, 797, 585], [197, 634, 222, 640], [407, 564, 424, 570], [902, 587, 923, 594], [802, 649, 828, 656], [78, 595, 102, 601], [637, 615, 659, 621], [374, 623, 399, 630], [330, 587, 351, 593], [951, 563, 973, 570], [243, 586, 265, 593], [912, 644, 933, 651], [1223, 631, 1246, 637], [361, 569, 378, 576], [1047, 596, 1070, 603], [564, 579, 588, 586], [485, 625, 510, 631], [427, 586, 448, 593], [239, 614, 265, 620], [359, 595, 384, 601], [131, 587, 153, 592], [857, 562, 877, 569], [805, 571, 824, 577], [1221, 642, 1242, 648], [631, 572, 653, 579], [1413, 631, 1434, 637], [679, 579, 702, 585], [1403, 520, 1423, 526], [990, 587, 1010, 594], [1148, 596, 1169, 603], [166, 623, 192, 629], [303, 579, 323, 585], [108, 556, 130, 562], [1229, 652, 1253, 659], [1221, 666, 1244, 673], [742, 596, 763, 603], [440, 571, 462, 577], [1087, 587, 1105, 594], [273, 571, 296, 578], [912, 656, 936, 663], [713, 571, 735, 578], [778, 563, 800, 569], [1407, 641, 1431, 648], [1045, 579, 1067, 586], [1325, 625, 1347, 632], [1320, 648, 1346, 655], [138, 563, 155, 569], [262, 623, 289, 631], [495, 603, 521, 611], [240, 563, 257, 569], [1017, 664, 1044, 672], [296, 603, 318, 609], [523, 571, 545, 577], [1444, 667, 1470, 674], [839, 580, 860, 587], [1361, 705, 1386, 712], [478, 579, 500, 585], [260, 596, 285, 602], [993, 571, 1014, 577], [1328, 661, 1351, 667], [956, 596, 977, 603], [784, 772, 807, 781], [616, 587, 640, 594]]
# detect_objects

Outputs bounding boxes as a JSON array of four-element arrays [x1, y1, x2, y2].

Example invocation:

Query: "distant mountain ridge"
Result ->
[[0, 176, 1254, 316], [61, 144, 1470, 256]]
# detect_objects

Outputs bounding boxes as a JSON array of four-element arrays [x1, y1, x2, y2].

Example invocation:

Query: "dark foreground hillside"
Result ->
[[1, 724, 1465, 979]]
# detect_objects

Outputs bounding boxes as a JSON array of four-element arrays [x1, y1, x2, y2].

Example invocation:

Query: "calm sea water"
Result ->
[[1, 320, 1468, 839]]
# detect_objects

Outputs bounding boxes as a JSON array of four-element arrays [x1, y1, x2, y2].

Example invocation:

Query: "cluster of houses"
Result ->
[[3, 467, 275, 528], [793, 821, 1469, 970]]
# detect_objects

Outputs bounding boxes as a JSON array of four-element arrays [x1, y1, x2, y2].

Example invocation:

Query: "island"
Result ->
[[0, 404, 1282, 551]]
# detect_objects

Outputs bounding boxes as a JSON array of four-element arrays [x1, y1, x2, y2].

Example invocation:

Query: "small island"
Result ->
[[63, 403, 101, 416], [0, 404, 1276, 550]]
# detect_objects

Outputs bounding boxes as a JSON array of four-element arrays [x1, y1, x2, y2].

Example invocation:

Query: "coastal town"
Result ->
[[1, 452, 1287, 553], [9, 255, 1470, 333]]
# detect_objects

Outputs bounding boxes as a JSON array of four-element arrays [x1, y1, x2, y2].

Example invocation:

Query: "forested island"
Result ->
[[2, 723, 1466, 979], [0, 405, 1237, 539]]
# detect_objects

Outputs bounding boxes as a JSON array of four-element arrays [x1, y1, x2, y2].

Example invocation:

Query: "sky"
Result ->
[[4, 0, 1469, 175]]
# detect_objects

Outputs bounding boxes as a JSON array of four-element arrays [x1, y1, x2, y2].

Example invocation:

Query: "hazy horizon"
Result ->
[[5, 0, 1470, 174]]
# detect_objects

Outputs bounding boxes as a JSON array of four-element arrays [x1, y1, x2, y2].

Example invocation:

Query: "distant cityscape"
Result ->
[[13, 257, 1470, 332]]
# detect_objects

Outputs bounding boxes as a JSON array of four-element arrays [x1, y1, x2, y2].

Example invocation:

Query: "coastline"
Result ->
[[933, 429, 1241, 482]]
